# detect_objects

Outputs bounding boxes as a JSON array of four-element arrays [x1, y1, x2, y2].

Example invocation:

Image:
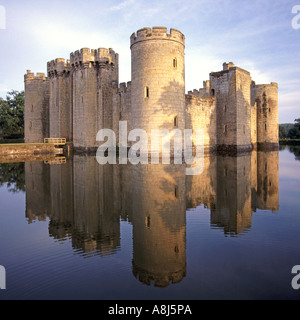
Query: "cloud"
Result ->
[[109, 0, 135, 11]]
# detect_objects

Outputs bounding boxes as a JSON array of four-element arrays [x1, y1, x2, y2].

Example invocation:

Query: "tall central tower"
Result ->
[[130, 27, 185, 155]]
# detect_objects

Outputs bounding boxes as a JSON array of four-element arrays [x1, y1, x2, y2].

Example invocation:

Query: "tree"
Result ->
[[279, 125, 288, 139], [288, 118, 300, 140], [0, 90, 24, 138]]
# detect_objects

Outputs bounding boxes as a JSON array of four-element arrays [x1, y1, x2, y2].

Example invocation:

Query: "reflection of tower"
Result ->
[[25, 161, 51, 223], [256, 150, 279, 211], [48, 160, 74, 240], [72, 155, 120, 256], [130, 27, 185, 153], [211, 154, 252, 235], [131, 164, 186, 287], [185, 155, 217, 210]]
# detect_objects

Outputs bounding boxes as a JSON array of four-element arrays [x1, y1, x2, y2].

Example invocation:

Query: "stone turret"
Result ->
[[24, 70, 49, 143], [251, 81, 279, 149], [130, 27, 186, 154]]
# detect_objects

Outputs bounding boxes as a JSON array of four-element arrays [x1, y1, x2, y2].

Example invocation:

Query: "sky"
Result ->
[[0, 0, 299, 123]]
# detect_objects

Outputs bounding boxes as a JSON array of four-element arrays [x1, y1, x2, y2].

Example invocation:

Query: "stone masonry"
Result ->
[[24, 27, 279, 152]]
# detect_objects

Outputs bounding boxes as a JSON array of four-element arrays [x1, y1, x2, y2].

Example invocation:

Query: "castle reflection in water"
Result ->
[[25, 150, 279, 287]]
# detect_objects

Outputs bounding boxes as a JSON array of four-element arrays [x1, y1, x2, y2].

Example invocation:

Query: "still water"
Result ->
[[0, 146, 300, 300]]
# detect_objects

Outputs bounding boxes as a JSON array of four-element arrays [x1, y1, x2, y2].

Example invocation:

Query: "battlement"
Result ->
[[211, 62, 250, 77], [187, 80, 210, 98], [25, 70, 47, 81], [47, 58, 71, 75], [251, 81, 278, 89], [118, 81, 131, 93], [223, 62, 235, 71], [70, 47, 118, 66], [130, 26, 185, 48]]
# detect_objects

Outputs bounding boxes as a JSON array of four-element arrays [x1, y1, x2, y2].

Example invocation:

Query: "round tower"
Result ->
[[130, 27, 185, 155], [252, 82, 279, 148]]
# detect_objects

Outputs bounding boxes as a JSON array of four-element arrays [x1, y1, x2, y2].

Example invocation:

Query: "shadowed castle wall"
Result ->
[[48, 59, 72, 141], [24, 71, 50, 143], [210, 63, 253, 152], [251, 82, 279, 149]]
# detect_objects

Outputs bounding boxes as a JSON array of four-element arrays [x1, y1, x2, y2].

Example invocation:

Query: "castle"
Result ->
[[24, 27, 279, 153]]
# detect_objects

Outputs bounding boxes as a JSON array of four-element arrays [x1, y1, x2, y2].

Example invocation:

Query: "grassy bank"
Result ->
[[0, 138, 24, 144], [279, 139, 300, 146]]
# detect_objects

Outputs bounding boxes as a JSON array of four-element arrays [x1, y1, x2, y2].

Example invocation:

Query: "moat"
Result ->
[[0, 146, 300, 300]]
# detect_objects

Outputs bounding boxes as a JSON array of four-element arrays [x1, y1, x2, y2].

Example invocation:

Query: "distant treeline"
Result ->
[[279, 119, 300, 143]]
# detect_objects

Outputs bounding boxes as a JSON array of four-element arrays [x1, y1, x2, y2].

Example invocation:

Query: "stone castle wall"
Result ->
[[209, 63, 253, 152], [24, 27, 279, 152]]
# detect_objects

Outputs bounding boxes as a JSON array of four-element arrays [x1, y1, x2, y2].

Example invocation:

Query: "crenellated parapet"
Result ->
[[47, 58, 71, 78], [118, 81, 131, 93], [130, 26, 185, 48], [69, 47, 118, 67], [25, 70, 48, 82]]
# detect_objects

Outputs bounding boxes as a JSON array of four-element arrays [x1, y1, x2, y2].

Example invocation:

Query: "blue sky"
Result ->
[[0, 0, 299, 123]]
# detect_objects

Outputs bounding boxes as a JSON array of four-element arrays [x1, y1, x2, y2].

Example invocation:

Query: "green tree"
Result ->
[[0, 90, 24, 138], [279, 125, 288, 139], [288, 118, 300, 140]]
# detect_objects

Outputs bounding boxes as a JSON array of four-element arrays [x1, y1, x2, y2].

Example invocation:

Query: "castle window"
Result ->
[[224, 105, 227, 112], [31, 104, 34, 112], [269, 108, 271, 113], [174, 186, 179, 199], [173, 58, 177, 69], [145, 216, 151, 229], [174, 116, 178, 127], [211, 89, 215, 96], [224, 125, 228, 134], [243, 125, 246, 134], [174, 245, 179, 254], [144, 86, 149, 99], [265, 123, 267, 131]]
